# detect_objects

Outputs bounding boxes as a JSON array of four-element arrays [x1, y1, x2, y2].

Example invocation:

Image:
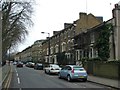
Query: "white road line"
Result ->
[[73, 83, 78, 85], [16, 73, 18, 77], [15, 69, 17, 73], [17, 77, 20, 84]]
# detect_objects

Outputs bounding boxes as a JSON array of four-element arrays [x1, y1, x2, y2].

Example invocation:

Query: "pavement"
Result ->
[[0, 64, 11, 89], [88, 75, 120, 89]]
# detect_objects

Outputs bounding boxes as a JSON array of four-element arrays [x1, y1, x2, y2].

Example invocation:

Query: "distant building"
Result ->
[[31, 40, 45, 63], [14, 52, 21, 61]]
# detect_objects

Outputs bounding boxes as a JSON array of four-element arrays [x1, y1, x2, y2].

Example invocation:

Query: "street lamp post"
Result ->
[[41, 32, 50, 64]]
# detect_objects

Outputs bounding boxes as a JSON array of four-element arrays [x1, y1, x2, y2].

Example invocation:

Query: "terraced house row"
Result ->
[[14, 3, 120, 65]]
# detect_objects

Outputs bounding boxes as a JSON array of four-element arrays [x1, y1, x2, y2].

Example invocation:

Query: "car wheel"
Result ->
[[83, 78, 87, 82], [45, 70, 47, 73], [48, 70, 51, 75], [67, 75, 71, 82], [58, 73, 61, 79]]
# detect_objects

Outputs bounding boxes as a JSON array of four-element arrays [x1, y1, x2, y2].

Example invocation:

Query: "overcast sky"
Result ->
[[17, 0, 120, 52]]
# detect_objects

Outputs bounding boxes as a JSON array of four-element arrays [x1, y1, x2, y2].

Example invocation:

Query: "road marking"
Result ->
[[16, 73, 18, 76], [17, 77, 20, 84], [73, 83, 78, 85], [19, 88, 22, 90], [15, 69, 17, 73]]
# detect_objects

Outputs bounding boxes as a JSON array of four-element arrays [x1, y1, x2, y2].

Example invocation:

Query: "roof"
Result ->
[[74, 17, 114, 38]]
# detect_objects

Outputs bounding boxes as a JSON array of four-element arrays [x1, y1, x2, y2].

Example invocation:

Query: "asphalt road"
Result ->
[[10, 65, 111, 89]]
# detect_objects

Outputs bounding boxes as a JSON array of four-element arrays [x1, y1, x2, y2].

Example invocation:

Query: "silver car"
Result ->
[[58, 65, 87, 82]]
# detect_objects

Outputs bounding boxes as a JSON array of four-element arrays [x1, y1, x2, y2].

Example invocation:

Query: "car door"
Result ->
[[63, 66, 70, 78], [60, 67, 64, 77], [60, 66, 66, 77], [46, 65, 50, 73]]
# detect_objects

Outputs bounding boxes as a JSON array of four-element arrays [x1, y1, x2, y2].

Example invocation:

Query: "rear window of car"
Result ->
[[18, 62, 23, 64], [37, 64, 42, 66], [52, 65, 59, 68], [73, 67, 84, 71]]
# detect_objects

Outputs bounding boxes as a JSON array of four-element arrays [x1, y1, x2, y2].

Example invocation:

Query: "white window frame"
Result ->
[[55, 44, 59, 53], [91, 33, 95, 43], [61, 42, 66, 52], [50, 47, 53, 54], [47, 48, 49, 55]]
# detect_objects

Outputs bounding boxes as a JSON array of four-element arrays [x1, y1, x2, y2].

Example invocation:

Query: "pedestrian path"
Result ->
[[88, 75, 119, 89], [0, 64, 11, 89]]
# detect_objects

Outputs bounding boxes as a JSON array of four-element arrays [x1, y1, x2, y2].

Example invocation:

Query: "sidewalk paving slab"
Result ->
[[88, 75, 119, 89]]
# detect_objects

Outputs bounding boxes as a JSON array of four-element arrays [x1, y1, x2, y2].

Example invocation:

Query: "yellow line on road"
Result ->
[[3, 65, 12, 90]]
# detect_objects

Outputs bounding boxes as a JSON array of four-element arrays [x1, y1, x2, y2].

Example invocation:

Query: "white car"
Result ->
[[13, 61, 17, 65], [44, 64, 61, 74]]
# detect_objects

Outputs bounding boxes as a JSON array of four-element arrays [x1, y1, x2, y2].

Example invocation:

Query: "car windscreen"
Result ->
[[52, 65, 59, 68], [37, 64, 42, 66], [73, 67, 84, 71], [18, 62, 23, 64]]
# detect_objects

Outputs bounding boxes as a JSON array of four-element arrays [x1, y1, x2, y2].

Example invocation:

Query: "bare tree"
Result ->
[[2, 1, 34, 61]]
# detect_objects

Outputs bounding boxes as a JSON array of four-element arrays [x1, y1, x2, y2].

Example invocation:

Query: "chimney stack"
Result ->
[[112, 2, 120, 18], [64, 23, 72, 29], [53, 31, 60, 35], [79, 12, 87, 19]]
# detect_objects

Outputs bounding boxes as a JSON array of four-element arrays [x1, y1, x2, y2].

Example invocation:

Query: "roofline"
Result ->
[[74, 17, 114, 38]]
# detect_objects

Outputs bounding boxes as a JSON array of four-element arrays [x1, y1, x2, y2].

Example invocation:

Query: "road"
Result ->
[[9, 65, 112, 89]]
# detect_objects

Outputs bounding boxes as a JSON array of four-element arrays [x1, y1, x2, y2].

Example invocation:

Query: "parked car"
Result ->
[[13, 61, 17, 65], [30, 62, 35, 68], [16, 62, 23, 67], [26, 62, 35, 68], [25, 62, 30, 67], [58, 65, 87, 82], [44, 64, 61, 74], [34, 63, 43, 70]]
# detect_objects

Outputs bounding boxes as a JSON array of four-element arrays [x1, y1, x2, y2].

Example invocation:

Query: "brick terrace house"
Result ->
[[74, 3, 120, 65], [41, 12, 102, 65]]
